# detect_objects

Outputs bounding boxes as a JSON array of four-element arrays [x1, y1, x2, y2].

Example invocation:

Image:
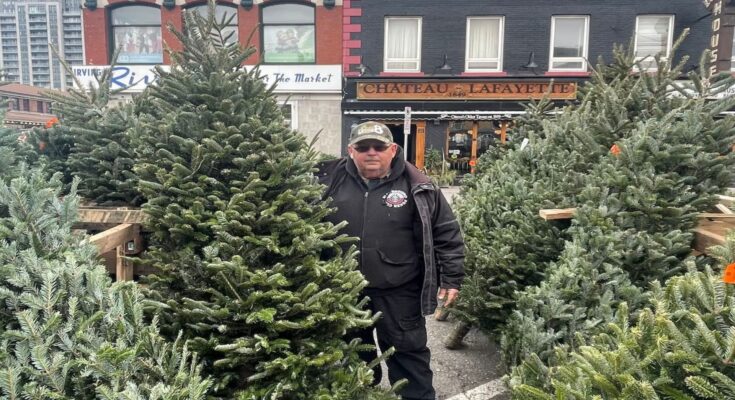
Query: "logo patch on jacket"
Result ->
[[383, 190, 408, 208]]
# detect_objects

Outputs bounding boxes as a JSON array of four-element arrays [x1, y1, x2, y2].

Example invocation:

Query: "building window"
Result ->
[[261, 3, 315, 64], [730, 30, 735, 71], [549, 16, 589, 72], [465, 17, 503, 72], [186, 4, 238, 45], [384, 17, 422, 72], [110, 5, 163, 64], [634, 15, 674, 70], [281, 102, 297, 129]]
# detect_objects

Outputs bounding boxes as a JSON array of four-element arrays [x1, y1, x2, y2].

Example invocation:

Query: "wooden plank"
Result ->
[[715, 204, 734, 214], [539, 208, 577, 220], [717, 194, 735, 208], [694, 226, 728, 254], [88, 223, 136, 255], [698, 213, 735, 220], [74, 208, 146, 227], [116, 246, 134, 282]]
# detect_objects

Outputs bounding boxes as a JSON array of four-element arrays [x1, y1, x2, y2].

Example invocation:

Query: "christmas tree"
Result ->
[[0, 168, 211, 398], [136, 4, 397, 398], [501, 47, 735, 367], [510, 253, 735, 399], [36, 57, 142, 205]]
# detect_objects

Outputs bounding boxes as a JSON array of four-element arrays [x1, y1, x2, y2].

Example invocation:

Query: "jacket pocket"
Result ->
[[376, 249, 414, 266], [361, 248, 417, 289]]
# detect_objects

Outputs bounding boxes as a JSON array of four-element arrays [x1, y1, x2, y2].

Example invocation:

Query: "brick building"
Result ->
[[79, 0, 344, 155], [342, 0, 724, 172], [0, 82, 57, 130]]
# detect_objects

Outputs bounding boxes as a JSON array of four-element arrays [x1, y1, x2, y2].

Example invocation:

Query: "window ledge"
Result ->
[[544, 71, 591, 77], [379, 72, 426, 77], [460, 71, 508, 77]]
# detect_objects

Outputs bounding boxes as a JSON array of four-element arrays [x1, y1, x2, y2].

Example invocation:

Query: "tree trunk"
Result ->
[[444, 320, 472, 350]]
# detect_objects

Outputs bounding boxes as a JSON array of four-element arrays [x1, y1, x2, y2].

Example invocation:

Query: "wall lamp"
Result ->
[[241, 0, 254, 9]]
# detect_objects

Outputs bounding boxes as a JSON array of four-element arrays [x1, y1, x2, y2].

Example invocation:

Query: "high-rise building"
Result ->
[[0, 0, 83, 90]]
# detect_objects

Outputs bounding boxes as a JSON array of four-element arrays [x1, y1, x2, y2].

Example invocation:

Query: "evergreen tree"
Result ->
[[0, 168, 211, 399], [510, 254, 735, 400], [38, 58, 142, 205], [501, 49, 735, 367], [136, 4, 397, 398]]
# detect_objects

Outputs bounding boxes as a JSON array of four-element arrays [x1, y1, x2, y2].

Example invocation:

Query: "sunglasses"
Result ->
[[353, 143, 391, 153]]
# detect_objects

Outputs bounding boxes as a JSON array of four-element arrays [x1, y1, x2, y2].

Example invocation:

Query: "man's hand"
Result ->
[[437, 288, 459, 308]]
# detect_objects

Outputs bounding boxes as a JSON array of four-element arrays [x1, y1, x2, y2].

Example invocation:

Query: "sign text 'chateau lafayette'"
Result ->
[[357, 81, 577, 100]]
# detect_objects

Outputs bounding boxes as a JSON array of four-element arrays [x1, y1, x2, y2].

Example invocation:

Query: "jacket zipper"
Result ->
[[360, 190, 369, 264]]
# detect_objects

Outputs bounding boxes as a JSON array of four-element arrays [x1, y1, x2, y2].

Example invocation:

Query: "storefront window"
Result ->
[[447, 121, 473, 173], [186, 4, 238, 45], [111, 5, 163, 64], [634, 15, 673, 70], [261, 3, 315, 64], [477, 121, 497, 157]]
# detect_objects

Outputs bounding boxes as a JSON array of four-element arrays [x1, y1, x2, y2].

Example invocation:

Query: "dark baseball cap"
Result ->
[[349, 121, 393, 145]]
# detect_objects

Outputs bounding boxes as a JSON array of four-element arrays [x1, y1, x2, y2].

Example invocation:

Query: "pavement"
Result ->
[[376, 186, 510, 399]]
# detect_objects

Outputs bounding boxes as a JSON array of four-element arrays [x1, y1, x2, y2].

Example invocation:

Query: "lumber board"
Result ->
[[715, 204, 735, 214], [116, 246, 134, 282], [717, 194, 735, 208], [74, 208, 147, 230], [88, 223, 137, 255], [538, 208, 577, 220]]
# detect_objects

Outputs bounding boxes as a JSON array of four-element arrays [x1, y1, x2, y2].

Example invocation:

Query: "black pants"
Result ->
[[348, 287, 435, 400]]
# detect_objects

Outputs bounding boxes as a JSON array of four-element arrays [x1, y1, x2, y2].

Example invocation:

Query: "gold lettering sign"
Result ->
[[357, 81, 577, 100]]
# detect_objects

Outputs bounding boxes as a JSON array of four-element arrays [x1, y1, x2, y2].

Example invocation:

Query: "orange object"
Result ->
[[724, 262, 735, 284], [610, 144, 621, 156], [469, 160, 476, 166], [44, 117, 59, 129]]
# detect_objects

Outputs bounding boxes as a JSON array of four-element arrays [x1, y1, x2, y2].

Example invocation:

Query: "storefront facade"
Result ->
[[341, 0, 711, 173], [81, 0, 345, 155]]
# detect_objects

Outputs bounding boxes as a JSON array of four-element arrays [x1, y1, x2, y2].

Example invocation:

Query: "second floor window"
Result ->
[[549, 15, 589, 72], [465, 17, 504, 72], [634, 15, 673, 70], [111, 5, 163, 64], [384, 17, 422, 72], [261, 3, 315, 64]]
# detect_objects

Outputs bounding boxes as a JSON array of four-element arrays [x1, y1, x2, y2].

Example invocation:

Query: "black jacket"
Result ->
[[317, 151, 465, 315]]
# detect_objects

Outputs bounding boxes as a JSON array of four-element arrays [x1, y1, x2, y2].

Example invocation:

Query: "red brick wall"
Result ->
[[316, 5, 342, 64], [84, 0, 341, 67]]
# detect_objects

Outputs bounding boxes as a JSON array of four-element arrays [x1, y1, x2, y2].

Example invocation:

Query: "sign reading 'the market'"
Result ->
[[357, 81, 577, 100]]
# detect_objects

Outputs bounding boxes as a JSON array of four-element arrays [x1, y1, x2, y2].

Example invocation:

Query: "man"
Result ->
[[317, 121, 465, 400]]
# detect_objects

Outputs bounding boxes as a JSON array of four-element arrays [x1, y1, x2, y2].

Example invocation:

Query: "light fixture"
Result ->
[[163, 0, 175, 10], [324, 0, 336, 8], [84, 0, 97, 10], [522, 52, 539, 71], [241, 0, 254, 9], [433, 54, 453, 76]]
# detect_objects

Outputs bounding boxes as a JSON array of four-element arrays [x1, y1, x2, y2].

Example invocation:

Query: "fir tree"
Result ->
[[136, 4, 397, 398], [510, 253, 735, 400], [0, 168, 211, 399], [38, 57, 142, 205], [501, 48, 735, 367]]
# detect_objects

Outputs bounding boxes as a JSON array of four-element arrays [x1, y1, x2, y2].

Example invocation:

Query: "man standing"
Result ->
[[317, 121, 465, 400]]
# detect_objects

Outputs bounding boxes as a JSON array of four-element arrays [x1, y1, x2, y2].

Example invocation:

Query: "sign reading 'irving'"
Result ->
[[357, 81, 577, 100]]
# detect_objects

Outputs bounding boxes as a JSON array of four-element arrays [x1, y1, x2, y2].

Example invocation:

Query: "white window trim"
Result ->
[[548, 15, 589, 72], [383, 17, 422, 73], [633, 14, 674, 70], [464, 16, 505, 72]]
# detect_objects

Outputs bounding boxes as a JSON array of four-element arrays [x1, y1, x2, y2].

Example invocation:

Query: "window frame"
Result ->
[[633, 14, 674, 70], [464, 16, 505, 73], [108, 4, 163, 65], [383, 16, 423, 73], [548, 15, 589, 72], [280, 101, 298, 130], [260, 2, 316, 65]]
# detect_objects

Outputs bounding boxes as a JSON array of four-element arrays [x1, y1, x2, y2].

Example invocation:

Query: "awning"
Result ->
[[342, 109, 527, 120]]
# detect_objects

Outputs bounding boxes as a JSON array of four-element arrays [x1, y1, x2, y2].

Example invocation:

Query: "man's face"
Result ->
[[348, 139, 397, 179]]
